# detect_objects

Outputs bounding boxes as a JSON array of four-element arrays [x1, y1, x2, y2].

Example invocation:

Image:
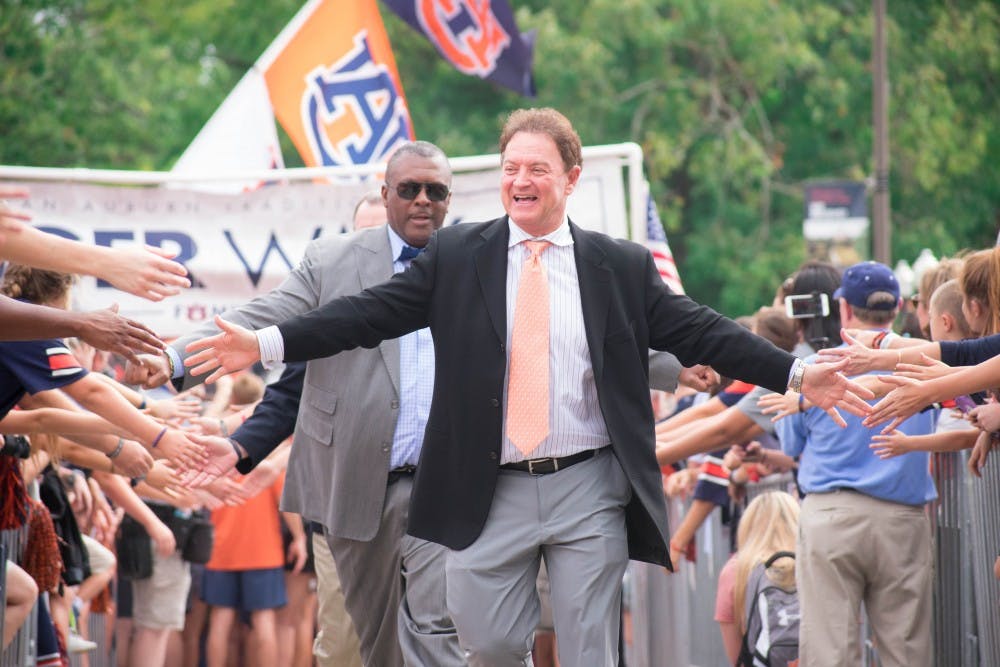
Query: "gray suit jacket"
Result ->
[[174, 226, 400, 541]]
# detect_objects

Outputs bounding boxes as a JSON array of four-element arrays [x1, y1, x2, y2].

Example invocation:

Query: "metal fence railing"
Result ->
[[625, 459, 1000, 667], [1, 523, 36, 667]]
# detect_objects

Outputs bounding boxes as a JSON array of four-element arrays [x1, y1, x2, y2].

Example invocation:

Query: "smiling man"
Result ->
[[182, 108, 873, 666]]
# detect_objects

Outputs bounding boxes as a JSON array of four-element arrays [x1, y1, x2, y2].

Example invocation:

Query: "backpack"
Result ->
[[736, 550, 799, 667]]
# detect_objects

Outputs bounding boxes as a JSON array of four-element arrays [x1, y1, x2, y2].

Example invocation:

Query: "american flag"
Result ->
[[645, 190, 684, 294]]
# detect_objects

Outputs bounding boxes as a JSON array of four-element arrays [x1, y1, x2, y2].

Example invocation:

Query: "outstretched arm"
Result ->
[[866, 355, 1000, 429], [0, 202, 189, 301]]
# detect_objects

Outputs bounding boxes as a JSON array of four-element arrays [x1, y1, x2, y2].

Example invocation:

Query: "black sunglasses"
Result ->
[[390, 181, 450, 202]]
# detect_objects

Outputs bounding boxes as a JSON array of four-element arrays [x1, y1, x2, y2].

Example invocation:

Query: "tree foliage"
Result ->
[[1, 0, 998, 315]]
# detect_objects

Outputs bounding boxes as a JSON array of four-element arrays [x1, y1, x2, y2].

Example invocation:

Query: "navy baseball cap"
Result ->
[[833, 261, 900, 310]]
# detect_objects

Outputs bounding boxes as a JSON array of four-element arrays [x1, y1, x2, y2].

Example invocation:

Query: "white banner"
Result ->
[[14, 154, 627, 338]]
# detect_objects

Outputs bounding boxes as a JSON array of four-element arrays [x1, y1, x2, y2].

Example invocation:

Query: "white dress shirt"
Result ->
[[501, 218, 610, 464]]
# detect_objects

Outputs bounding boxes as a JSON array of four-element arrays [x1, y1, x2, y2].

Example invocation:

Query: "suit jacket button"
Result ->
[[391, 400, 400, 409], [382, 444, 390, 453], [490, 398, 499, 407], [489, 452, 497, 460]]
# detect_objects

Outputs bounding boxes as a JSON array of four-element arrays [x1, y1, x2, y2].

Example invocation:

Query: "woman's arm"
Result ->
[[0, 407, 128, 437], [656, 407, 762, 466], [869, 428, 978, 459], [655, 396, 726, 440], [867, 355, 1000, 428], [58, 374, 204, 469]]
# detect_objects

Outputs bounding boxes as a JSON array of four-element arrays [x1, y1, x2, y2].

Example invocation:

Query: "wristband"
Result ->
[[872, 331, 888, 349], [878, 332, 899, 350], [150, 426, 168, 449], [137, 396, 147, 410], [798, 394, 805, 413], [107, 437, 125, 459], [164, 351, 175, 377], [130, 474, 146, 488]]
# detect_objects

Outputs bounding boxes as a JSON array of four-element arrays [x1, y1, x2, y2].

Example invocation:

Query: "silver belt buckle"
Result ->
[[527, 458, 550, 475]]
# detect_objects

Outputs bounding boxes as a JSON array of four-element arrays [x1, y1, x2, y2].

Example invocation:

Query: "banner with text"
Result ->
[[15, 157, 626, 338]]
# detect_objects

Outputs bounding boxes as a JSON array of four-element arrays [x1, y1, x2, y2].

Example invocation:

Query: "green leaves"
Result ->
[[1, 1, 997, 314]]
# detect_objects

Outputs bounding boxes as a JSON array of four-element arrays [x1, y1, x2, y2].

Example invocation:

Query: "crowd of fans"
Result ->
[[4, 175, 1000, 667], [655, 248, 1000, 666]]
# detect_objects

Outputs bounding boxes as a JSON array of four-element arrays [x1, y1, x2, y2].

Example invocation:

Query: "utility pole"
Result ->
[[872, 0, 891, 264]]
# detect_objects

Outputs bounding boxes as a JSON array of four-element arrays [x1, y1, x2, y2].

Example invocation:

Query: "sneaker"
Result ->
[[67, 632, 98, 653]]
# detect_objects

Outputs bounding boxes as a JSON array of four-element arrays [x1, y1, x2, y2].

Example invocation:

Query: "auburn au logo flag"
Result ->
[[381, 0, 536, 97], [264, 0, 414, 167]]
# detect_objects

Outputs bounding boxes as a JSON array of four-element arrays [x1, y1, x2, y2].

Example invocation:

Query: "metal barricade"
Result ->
[[68, 611, 115, 667], [626, 494, 733, 667], [1, 523, 36, 667], [964, 448, 1000, 666]]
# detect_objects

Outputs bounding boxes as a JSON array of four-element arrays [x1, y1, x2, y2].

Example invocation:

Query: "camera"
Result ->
[[784, 292, 830, 319], [0, 434, 31, 459]]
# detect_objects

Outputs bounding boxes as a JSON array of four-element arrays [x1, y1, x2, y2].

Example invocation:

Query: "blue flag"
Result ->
[[381, 0, 536, 97]]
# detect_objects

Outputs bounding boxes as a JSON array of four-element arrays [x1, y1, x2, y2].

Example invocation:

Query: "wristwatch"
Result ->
[[789, 359, 806, 394]]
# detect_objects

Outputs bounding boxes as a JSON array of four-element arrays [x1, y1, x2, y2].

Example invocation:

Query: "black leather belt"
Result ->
[[387, 464, 417, 485], [499, 449, 597, 475]]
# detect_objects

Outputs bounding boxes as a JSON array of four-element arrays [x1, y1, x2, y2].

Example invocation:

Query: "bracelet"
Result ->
[[798, 393, 805, 413], [878, 332, 899, 350], [894, 350, 902, 371], [137, 396, 147, 410], [107, 437, 125, 459], [219, 418, 229, 437], [872, 331, 888, 349], [150, 426, 168, 449], [164, 351, 175, 377], [130, 474, 146, 488]]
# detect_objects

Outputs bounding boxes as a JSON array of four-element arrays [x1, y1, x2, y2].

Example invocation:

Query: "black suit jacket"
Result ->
[[278, 217, 794, 566]]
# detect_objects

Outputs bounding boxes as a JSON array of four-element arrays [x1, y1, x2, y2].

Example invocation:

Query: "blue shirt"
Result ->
[[0, 338, 87, 419], [386, 227, 434, 469], [776, 351, 937, 506]]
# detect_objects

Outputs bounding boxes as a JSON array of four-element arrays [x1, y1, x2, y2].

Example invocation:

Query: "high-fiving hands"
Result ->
[[185, 316, 263, 383]]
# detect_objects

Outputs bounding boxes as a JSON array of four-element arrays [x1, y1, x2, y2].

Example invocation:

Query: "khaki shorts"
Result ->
[[132, 550, 191, 631], [81, 535, 115, 575]]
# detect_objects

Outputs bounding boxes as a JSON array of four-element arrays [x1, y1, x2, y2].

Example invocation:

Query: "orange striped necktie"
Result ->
[[506, 240, 552, 456]]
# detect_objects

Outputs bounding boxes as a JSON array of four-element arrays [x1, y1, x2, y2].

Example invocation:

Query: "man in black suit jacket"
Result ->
[[185, 108, 870, 666]]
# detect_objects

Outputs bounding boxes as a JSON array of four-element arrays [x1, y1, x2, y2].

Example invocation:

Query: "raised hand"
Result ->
[[815, 330, 885, 376], [76, 305, 164, 364], [757, 390, 804, 422], [799, 357, 875, 428], [0, 187, 29, 244], [178, 434, 239, 488], [153, 428, 207, 472], [113, 439, 155, 478], [101, 244, 191, 302], [185, 315, 262, 383], [677, 365, 720, 392], [123, 353, 172, 389], [969, 402, 1000, 433], [148, 520, 176, 558], [144, 460, 183, 496], [968, 431, 994, 478], [895, 354, 955, 382], [863, 374, 931, 430], [149, 393, 203, 422], [869, 429, 915, 460]]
